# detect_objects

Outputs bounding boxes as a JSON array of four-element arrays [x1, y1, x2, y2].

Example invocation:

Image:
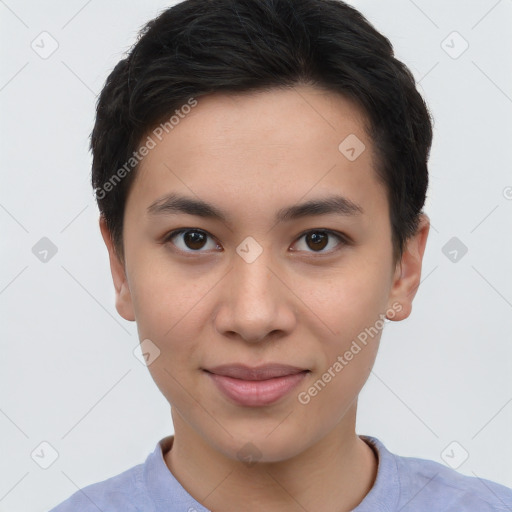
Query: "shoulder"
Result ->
[[48, 462, 147, 512], [361, 435, 512, 512], [393, 447, 512, 511]]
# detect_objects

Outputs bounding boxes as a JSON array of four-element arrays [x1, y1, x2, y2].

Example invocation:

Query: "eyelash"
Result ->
[[162, 228, 350, 257]]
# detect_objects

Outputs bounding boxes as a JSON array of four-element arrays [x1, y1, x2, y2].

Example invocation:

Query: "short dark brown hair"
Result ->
[[91, 0, 433, 264]]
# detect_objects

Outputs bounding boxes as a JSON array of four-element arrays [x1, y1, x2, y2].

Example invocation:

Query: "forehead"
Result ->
[[127, 85, 385, 221]]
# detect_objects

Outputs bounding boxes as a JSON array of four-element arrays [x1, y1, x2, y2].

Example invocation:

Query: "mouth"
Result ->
[[203, 364, 310, 407]]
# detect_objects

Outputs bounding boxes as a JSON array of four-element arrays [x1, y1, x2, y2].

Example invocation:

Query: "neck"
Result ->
[[163, 404, 378, 512]]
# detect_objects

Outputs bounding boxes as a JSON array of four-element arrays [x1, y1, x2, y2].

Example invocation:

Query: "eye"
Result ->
[[163, 228, 221, 254], [291, 229, 347, 254], [163, 228, 348, 256]]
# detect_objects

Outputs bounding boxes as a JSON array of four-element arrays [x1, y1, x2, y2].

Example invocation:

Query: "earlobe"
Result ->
[[387, 214, 430, 322], [99, 216, 136, 322]]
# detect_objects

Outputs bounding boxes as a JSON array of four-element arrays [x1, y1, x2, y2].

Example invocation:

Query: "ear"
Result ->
[[99, 216, 135, 322], [387, 214, 430, 321]]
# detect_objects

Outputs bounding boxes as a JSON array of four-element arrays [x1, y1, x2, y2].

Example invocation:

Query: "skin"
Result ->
[[100, 84, 429, 512]]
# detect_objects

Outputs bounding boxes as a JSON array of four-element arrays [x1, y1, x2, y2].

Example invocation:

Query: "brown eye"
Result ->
[[305, 231, 329, 251], [292, 229, 346, 254], [182, 230, 207, 250], [165, 229, 221, 253]]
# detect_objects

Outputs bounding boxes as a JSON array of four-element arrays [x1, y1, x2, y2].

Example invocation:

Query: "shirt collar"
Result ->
[[143, 434, 400, 511], [353, 435, 400, 512], [143, 435, 210, 511]]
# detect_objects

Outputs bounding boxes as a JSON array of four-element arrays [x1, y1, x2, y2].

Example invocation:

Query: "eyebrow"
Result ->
[[147, 192, 363, 224]]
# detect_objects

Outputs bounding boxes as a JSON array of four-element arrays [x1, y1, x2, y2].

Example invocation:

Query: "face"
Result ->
[[101, 85, 428, 463]]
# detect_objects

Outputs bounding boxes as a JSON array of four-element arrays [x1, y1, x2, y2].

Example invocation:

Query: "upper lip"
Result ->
[[204, 364, 309, 381]]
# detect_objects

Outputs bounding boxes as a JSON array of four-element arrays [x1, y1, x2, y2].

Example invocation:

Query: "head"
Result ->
[[93, 0, 432, 463]]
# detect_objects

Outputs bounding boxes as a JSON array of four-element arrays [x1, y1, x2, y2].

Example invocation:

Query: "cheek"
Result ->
[[128, 264, 209, 406], [127, 250, 214, 339], [293, 263, 388, 429], [127, 255, 220, 386], [294, 256, 392, 341]]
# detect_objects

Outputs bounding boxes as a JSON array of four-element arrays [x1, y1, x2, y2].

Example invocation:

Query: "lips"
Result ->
[[204, 363, 308, 380], [203, 363, 310, 407]]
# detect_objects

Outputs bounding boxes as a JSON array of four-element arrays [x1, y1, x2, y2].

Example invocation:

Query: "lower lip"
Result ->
[[205, 371, 309, 407]]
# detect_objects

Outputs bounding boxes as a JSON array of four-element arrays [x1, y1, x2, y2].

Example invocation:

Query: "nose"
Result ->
[[213, 247, 297, 344]]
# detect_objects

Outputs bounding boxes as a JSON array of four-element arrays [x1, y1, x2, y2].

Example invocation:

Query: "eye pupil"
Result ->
[[306, 232, 328, 251], [184, 230, 206, 250]]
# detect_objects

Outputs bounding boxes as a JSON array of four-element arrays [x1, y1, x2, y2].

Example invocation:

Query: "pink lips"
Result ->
[[204, 364, 309, 407]]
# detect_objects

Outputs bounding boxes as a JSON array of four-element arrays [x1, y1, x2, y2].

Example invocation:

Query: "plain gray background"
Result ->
[[1, 0, 511, 510]]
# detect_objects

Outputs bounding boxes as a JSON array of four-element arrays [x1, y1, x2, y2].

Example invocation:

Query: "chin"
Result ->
[[208, 422, 310, 465]]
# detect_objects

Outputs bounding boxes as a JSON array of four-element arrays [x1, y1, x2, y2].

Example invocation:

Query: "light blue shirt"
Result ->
[[48, 434, 512, 511]]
